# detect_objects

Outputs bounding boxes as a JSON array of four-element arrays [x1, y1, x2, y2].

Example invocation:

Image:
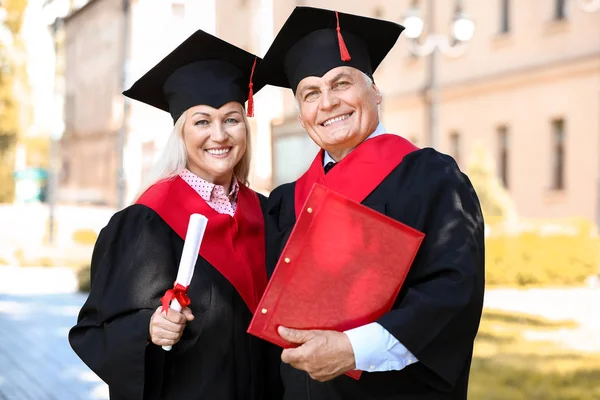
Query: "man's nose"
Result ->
[[319, 89, 339, 110]]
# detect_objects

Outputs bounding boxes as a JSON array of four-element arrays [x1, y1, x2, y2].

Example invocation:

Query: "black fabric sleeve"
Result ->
[[69, 205, 177, 399], [377, 156, 485, 391]]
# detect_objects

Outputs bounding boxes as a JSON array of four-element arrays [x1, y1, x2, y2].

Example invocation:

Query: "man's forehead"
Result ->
[[296, 66, 361, 90]]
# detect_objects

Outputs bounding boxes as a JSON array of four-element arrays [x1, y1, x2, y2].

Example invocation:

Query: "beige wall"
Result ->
[[59, 0, 600, 222], [267, 0, 600, 222], [61, 0, 124, 205]]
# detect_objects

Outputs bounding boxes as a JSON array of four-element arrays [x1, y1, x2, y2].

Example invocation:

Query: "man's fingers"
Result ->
[[278, 326, 314, 344], [281, 347, 302, 364]]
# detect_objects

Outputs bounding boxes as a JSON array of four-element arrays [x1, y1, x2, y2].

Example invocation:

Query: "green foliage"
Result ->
[[77, 265, 91, 292], [72, 228, 98, 246], [22, 135, 50, 168], [486, 217, 600, 286], [0, 134, 16, 202], [466, 143, 599, 286], [467, 142, 517, 221], [0, 0, 31, 203]]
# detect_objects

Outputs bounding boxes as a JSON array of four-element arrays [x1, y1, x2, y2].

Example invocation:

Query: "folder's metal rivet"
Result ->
[[261, 308, 268, 314], [307, 207, 313, 213], [284, 257, 291, 263]]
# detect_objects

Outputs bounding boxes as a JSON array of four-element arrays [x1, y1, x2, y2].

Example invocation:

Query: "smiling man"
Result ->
[[258, 6, 486, 400]]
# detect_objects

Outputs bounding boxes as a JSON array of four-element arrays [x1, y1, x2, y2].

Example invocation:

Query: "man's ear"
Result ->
[[372, 83, 382, 105]]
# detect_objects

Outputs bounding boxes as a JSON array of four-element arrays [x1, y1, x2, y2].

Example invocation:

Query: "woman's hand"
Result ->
[[149, 306, 195, 347]]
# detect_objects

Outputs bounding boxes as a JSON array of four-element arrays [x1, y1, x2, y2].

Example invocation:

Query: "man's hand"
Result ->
[[149, 306, 194, 347], [278, 326, 356, 382]]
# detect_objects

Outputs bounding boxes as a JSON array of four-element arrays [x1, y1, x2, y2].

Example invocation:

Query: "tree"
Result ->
[[0, 0, 29, 203], [467, 141, 518, 224]]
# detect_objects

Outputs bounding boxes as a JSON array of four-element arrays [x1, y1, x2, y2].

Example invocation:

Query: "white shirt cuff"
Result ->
[[345, 322, 419, 372]]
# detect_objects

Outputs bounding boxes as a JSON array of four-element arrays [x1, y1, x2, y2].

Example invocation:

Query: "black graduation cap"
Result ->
[[256, 6, 404, 93], [123, 30, 263, 123]]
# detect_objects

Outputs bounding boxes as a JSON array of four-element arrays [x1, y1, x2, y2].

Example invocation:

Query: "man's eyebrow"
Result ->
[[298, 85, 321, 96], [298, 84, 321, 96], [327, 72, 353, 86], [298, 72, 354, 96]]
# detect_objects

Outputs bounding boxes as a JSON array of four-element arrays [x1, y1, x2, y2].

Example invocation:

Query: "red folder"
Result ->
[[248, 183, 425, 379]]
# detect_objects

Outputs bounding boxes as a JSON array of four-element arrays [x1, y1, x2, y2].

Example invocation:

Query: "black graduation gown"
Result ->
[[266, 146, 485, 400], [69, 198, 275, 399]]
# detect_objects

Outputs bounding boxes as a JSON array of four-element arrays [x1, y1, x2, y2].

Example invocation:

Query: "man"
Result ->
[[257, 6, 485, 400]]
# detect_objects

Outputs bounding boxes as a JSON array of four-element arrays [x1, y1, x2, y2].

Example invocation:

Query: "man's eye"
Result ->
[[304, 91, 319, 102], [334, 81, 350, 89]]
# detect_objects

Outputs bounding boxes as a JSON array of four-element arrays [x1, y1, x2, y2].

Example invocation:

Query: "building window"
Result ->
[[500, 0, 510, 33], [497, 126, 509, 189], [450, 132, 460, 164], [555, 0, 567, 20], [551, 119, 565, 190]]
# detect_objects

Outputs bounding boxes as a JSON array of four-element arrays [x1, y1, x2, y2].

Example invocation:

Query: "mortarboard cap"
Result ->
[[123, 30, 263, 122], [256, 6, 404, 93]]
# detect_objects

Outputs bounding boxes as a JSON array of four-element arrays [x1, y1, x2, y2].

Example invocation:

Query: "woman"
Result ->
[[69, 30, 278, 399]]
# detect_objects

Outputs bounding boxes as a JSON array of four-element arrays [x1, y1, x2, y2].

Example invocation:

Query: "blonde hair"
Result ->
[[135, 106, 252, 200]]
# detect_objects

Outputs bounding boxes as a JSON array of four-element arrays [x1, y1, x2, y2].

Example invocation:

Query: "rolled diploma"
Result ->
[[162, 213, 208, 351]]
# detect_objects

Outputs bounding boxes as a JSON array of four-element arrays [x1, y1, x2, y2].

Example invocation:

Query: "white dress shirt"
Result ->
[[324, 122, 419, 372]]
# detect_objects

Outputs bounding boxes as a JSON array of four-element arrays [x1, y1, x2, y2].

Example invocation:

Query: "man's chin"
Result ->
[[318, 128, 353, 143]]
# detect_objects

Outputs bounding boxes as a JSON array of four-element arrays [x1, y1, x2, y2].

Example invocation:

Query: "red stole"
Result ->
[[136, 176, 267, 314], [295, 134, 419, 218]]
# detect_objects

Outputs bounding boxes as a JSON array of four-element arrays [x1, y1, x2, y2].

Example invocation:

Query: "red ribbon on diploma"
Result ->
[[160, 283, 191, 314]]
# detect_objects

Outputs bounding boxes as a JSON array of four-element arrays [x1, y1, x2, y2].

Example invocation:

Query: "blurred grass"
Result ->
[[469, 309, 600, 399]]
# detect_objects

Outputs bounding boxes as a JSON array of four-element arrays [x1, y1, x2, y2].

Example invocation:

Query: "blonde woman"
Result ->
[[69, 30, 279, 400]]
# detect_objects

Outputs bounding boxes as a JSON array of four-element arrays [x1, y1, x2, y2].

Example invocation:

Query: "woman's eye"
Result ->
[[225, 118, 239, 124], [194, 119, 209, 126]]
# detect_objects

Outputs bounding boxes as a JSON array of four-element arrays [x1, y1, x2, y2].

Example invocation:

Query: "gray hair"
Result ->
[[135, 109, 252, 201]]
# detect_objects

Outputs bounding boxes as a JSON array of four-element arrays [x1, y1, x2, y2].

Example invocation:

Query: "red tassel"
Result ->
[[247, 57, 257, 117], [335, 11, 351, 62]]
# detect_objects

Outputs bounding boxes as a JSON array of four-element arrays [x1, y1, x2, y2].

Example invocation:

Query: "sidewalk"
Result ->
[[0, 266, 108, 400], [1, 265, 598, 399], [484, 286, 600, 353]]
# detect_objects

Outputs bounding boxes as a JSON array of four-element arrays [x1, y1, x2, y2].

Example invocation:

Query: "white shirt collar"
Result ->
[[323, 122, 387, 166]]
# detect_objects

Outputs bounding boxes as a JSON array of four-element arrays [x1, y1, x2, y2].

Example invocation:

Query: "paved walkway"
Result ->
[[0, 266, 598, 399], [0, 266, 108, 400], [484, 286, 600, 353]]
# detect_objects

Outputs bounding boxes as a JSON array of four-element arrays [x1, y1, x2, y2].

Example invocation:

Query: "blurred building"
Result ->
[[59, 0, 268, 206], [58, 0, 600, 224]]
